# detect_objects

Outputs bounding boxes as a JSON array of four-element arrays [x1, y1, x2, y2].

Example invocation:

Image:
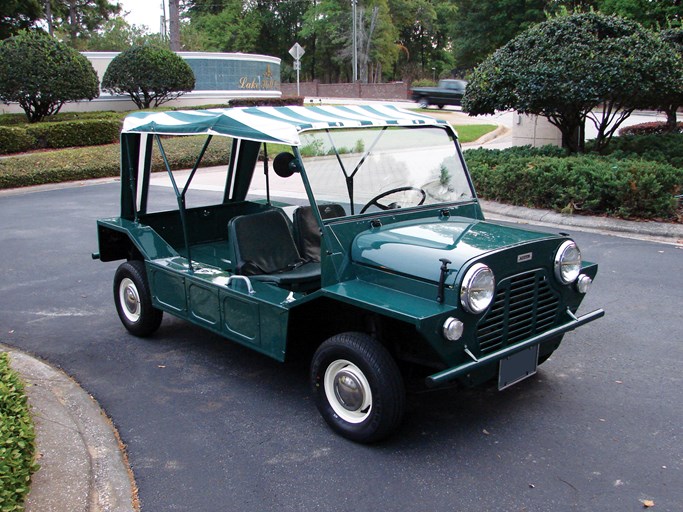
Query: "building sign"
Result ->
[[238, 64, 279, 90]]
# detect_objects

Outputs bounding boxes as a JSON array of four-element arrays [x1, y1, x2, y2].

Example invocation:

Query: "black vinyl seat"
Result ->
[[292, 203, 345, 262], [228, 209, 320, 291]]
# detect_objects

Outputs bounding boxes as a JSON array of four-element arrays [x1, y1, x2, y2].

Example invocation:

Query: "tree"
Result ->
[[658, 27, 683, 131], [463, 12, 682, 153], [0, 0, 44, 39], [84, 16, 148, 50], [0, 31, 99, 122], [450, 0, 549, 69], [101, 44, 195, 109], [597, 0, 683, 29], [49, 0, 120, 48]]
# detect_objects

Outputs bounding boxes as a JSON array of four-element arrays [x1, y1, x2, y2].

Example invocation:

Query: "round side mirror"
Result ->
[[273, 152, 299, 178]]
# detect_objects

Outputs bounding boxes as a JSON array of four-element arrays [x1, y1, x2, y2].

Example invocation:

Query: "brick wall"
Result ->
[[281, 81, 409, 100]]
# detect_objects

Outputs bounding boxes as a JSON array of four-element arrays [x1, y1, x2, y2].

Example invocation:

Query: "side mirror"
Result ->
[[273, 152, 300, 178]]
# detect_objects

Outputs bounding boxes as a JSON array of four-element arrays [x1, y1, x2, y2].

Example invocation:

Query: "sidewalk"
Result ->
[[2, 344, 138, 512]]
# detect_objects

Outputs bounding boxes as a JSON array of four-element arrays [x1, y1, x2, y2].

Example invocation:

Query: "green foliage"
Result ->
[[0, 0, 43, 39], [228, 97, 304, 108], [587, 132, 683, 168], [465, 144, 683, 219], [0, 352, 39, 512], [101, 45, 196, 109], [0, 118, 121, 154], [0, 127, 35, 155], [50, 0, 121, 48], [410, 79, 437, 87], [0, 135, 231, 189], [618, 122, 683, 136], [463, 12, 683, 153], [83, 16, 150, 51], [0, 31, 100, 123]]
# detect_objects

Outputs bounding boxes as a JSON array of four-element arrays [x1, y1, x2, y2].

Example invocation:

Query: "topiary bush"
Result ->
[[465, 149, 683, 220], [26, 119, 120, 149], [102, 45, 196, 109], [0, 31, 100, 123], [0, 126, 35, 154]]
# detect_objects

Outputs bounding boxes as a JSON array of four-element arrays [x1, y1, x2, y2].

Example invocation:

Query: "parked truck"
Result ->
[[410, 79, 467, 109]]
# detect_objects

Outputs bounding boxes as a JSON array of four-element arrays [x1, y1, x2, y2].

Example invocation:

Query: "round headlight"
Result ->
[[554, 240, 582, 284], [460, 263, 495, 314], [443, 317, 464, 341]]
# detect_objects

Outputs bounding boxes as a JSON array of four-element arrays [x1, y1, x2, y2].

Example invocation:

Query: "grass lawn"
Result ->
[[453, 124, 498, 143]]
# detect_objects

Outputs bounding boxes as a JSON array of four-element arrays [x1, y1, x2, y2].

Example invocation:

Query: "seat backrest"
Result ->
[[228, 209, 302, 276], [292, 203, 345, 262]]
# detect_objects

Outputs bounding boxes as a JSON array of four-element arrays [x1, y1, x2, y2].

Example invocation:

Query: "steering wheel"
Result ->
[[360, 187, 426, 214]]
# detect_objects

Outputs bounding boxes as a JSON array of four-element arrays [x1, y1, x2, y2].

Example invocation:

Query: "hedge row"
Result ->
[[0, 135, 231, 189], [465, 148, 683, 220], [0, 119, 121, 154], [228, 96, 304, 108], [619, 121, 683, 136], [0, 352, 39, 512]]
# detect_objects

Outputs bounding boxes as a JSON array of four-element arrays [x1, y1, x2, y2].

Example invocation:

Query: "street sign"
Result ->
[[293, 60, 301, 71], [289, 42, 305, 60]]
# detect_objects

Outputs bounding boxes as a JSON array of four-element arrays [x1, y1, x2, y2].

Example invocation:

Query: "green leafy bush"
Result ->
[[0, 135, 231, 189], [466, 149, 683, 219], [102, 45, 195, 109], [0, 352, 39, 511], [410, 79, 437, 87], [26, 119, 120, 149], [0, 127, 35, 155], [0, 31, 99, 123], [587, 133, 683, 168], [228, 97, 304, 107]]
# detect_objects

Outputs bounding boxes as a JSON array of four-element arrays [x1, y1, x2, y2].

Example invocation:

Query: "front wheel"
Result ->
[[311, 332, 405, 443], [113, 260, 163, 337], [418, 97, 429, 109]]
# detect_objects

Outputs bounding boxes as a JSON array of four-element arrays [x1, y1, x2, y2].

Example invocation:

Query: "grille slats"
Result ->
[[476, 270, 560, 353]]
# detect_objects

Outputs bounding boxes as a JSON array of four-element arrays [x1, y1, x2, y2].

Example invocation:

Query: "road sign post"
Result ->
[[289, 42, 305, 97]]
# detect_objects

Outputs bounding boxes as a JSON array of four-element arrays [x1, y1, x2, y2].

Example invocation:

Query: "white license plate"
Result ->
[[498, 345, 539, 390]]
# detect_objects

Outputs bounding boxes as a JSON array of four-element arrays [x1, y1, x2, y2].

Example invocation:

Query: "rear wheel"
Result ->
[[311, 332, 405, 443], [114, 260, 163, 337]]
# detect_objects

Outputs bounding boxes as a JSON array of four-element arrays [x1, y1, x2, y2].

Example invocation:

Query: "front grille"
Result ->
[[476, 270, 560, 353]]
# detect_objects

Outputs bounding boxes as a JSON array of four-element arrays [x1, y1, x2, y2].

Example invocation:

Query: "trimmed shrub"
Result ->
[[466, 150, 683, 220], [228, 97, 305, 108], [102, 45, 195, 109], [0, 126, 35, 154], [618, 122, 683, 136], [0, 31, 99, 122], [587, 133, 683, 168], [26, 119, 120, 149], [0, 352, 39, 511]]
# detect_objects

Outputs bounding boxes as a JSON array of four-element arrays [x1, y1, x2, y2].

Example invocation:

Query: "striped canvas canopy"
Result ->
[[121, 105, 449, 146]]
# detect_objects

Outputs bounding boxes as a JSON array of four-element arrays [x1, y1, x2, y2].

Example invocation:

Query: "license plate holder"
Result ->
[[498, 345, 539, 390]]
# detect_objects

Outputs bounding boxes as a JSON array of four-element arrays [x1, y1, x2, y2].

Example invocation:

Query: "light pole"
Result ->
[[432, 67, 436, 82], [352, 0, 358, 82]]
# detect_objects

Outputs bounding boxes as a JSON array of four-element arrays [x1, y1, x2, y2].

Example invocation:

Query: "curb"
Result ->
[[2, 345, 138, 512], [480, 199, 683, 243]]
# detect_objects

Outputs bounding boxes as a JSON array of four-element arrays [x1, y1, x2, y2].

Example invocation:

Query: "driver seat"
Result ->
[[228, 209, 321, 291], [292, 203, 345, 262]]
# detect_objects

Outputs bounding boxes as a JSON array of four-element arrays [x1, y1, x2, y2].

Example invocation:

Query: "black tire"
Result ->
[[437, 104, 444, 110], [418, 97, 429, 109], [311, 332, 405, 443], [113, 260, 163, 337]]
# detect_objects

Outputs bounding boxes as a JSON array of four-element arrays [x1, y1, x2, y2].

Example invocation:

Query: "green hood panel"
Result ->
[[351, 218, 556, 284]]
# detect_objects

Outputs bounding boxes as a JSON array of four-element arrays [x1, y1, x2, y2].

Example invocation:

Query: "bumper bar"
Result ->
[[426, 308, 605, 387]]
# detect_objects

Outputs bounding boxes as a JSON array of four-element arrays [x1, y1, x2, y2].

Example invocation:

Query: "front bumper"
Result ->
[[426, 308, 605, 387]]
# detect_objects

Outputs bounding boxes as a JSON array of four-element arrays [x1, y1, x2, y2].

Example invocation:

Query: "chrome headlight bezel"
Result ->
[[460, 263, 495, 314], [554, 240, 582, 284]]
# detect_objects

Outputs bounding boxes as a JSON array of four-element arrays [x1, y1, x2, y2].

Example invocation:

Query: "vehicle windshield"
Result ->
[[299, 125, 473, 216]]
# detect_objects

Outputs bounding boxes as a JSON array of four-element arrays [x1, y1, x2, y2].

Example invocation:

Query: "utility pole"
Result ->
[[45, 0, 53, 36], [168, 0, 181, 51], [160, 0, 167, 40], [352, 0, 358, 82]]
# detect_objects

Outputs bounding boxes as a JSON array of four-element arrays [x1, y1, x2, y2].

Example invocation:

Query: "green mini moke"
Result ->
[[94, 105, 604, 442]]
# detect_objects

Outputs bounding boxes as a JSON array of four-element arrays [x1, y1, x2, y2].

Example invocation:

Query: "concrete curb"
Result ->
[[2, 345, 138, 512], [480, 199, 683, 243]]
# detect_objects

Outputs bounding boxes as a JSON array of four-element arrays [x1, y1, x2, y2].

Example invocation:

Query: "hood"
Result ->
[[351, 218, 555, 284]]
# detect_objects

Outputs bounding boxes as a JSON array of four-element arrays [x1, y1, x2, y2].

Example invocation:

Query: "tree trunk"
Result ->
[[664, 106, 678, 132], [168, 0, 181, 51]]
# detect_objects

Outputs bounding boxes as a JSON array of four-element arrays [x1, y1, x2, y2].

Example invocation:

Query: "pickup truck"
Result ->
[[410, 79, 467, 109]]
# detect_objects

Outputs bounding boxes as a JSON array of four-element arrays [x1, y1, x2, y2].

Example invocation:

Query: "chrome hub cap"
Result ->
[[119, 278, 141, 323], [324, 360, 372, 424]]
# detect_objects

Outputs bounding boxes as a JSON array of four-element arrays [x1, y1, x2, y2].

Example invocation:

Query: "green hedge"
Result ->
[[0, 119, 121, 154], [0, 135, 231, 189], [587, 133, 683, 168], [228, 97, 304, 107], [0, 352, 39, 511], [465, 148, 683, 219]]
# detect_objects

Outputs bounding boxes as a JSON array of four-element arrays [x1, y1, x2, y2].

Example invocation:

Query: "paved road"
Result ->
[[1, 181, 681, 511]]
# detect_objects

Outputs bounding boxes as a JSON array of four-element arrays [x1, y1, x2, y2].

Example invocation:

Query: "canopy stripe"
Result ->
[[122, 105, 448, 146]]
